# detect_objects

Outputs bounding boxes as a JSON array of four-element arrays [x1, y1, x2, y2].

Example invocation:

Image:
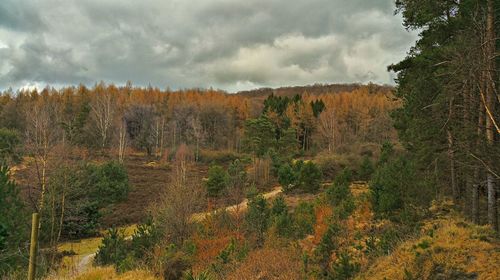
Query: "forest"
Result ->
[[0, 0, 499, 280]]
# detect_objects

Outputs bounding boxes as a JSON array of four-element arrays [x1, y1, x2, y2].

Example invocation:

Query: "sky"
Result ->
[[0, 0, 418, 92]]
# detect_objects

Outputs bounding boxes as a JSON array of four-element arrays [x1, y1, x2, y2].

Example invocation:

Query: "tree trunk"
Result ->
[[447, 98, 459, 202], [448, 130, 458, 202], [485, 0, 498, 231]]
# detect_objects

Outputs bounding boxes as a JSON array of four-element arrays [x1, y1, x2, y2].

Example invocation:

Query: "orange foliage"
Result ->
[[312, 205, 333, 244]]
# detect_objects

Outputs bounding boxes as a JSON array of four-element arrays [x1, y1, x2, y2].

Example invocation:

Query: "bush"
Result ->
[[198, 150, 242, 164], [297, 161, 322, 193], [87, 161, 130, 204], [326, 168, 352, 206], [227, 159, 247, 189], [378, 141, 395, 166], [270, 197, 294, 238], [278, 163, 297, 191], [315, 222, 341, 270], [330, 251, 360, 280], [279, 161, 322, 193], [245, 195, 270, 245], [206, 165, 229, 197], [130, 219, 162, 261], [95, 228, 128, 268], [292, 202, 316, 238], [358, 156, 374, 180], [316, 153, 357, 180], [271, 196, 288, 216]]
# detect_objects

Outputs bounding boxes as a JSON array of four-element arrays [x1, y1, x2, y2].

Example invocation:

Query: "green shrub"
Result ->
[[358, 156, 374, 181], [326, 168, 353, 207], [87, 161, 130, 204], [198, 150, 242, 164], [206, 165, 229, 197], [245, 195, 270, 245], [130, 219, 162, 262], [95, 228, 128, 268], [378, 141, 394, 166], [297, 161, 322, 193], [334, 197, 356, 220], [270, 196, 294, 238], [271, 196, 288, 216], [330, 251, 360, 280], [279, 161, 322, 193], [227, 159, 247, 189], [316, 153, 357, 180], [293, 202, 316, 238], [370, 156, 419, 217], [278, 163, 297, 192], [315, 222, 341, 270], [333, 167, 352, 187], [0, 165, 28, 275]]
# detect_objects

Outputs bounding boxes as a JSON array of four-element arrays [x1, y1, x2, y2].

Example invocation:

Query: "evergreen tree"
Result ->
[[390, 0, 500, 228], [206, 165, 229, 197], [245, 195, 270, 245], [0, 165, 28, 274]]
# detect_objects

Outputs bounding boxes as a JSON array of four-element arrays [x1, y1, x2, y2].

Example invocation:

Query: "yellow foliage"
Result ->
[[357, 214, 500, 280]]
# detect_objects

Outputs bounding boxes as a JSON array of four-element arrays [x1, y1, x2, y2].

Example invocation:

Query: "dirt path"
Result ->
[[76, 253, 96, 274], [190, 186, 283, 222]]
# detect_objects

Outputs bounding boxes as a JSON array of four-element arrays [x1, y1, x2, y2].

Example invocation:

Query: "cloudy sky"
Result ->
[[0, 0, 417, 92]]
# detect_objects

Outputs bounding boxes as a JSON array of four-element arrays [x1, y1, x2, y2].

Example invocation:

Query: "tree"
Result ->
[[242, 116, 276, 157], [124, 105, 156, 155], [326, 168, 352, 206], [0, 128, 21, 164], [391, 0, 500, 229], [245, 195, 270, 246], [297, 161, 322, 193], [90, 83, 115, 149], [278, 163, 297, 192], [227, 159, 247, 189], [205, 165, 229, 197], [0, 165, 28, 274], [25, 92, 61, 216], [86, 161, 130, 205], [153, 166, 204, 245], [279, 160, 322, 193]]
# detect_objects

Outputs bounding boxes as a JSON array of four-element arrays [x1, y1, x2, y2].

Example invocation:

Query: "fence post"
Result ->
[[28, 213, 39, 280]]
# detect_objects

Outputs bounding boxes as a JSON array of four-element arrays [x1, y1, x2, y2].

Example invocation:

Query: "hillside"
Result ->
[[358, 201, 500, 280], [52, 187, 500, 280]]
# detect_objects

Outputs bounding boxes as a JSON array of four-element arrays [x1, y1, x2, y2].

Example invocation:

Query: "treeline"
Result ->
[[389, 0, 500, 230], [0, 82, 395, 161]]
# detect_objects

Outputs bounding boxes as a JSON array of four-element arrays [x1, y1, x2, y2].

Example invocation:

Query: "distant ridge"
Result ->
[[234, 82, 393, 97]]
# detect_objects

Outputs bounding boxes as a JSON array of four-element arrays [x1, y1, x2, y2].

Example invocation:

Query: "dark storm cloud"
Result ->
[[0, 0, 417, 91]]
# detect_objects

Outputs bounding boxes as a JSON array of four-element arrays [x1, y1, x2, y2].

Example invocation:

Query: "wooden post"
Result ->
[[28, 213, 39, 280]]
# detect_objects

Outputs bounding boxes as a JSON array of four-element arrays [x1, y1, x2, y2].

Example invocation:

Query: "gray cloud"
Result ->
[[0, 0, 417, 92]]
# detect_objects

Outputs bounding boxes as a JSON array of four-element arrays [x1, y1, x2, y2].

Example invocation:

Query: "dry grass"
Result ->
[[46, 266, 159, 280], [357, 207, 500, 280], [225, 247, 303, 280]]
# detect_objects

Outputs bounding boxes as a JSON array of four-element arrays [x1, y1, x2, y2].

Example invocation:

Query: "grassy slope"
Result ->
[[357, 201, 500, 280]]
